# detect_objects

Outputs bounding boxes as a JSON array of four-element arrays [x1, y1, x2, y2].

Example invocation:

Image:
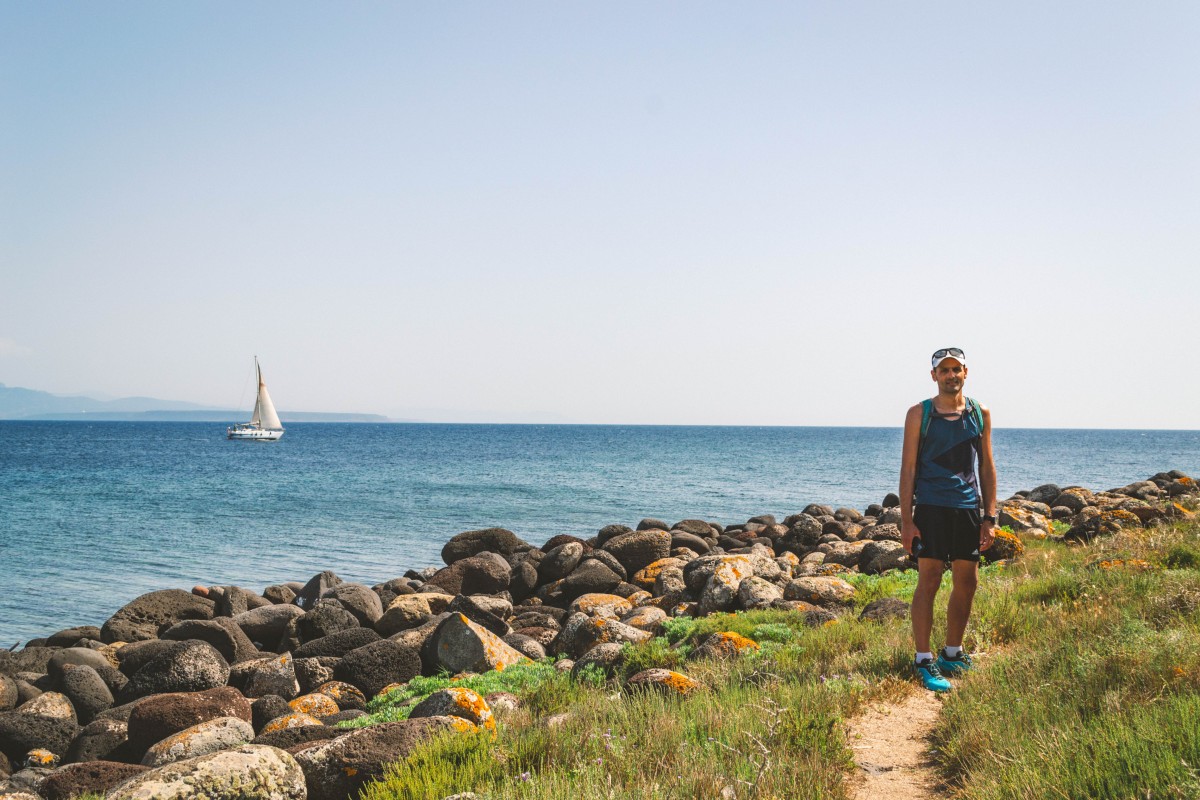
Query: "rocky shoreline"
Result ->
[[0, 470, 1195, 800]]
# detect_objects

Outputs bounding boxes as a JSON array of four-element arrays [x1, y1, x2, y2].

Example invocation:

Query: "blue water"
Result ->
[[1, 422, 1197, 644]]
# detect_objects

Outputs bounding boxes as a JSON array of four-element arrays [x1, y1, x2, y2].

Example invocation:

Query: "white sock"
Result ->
[[944, 645, 963, 658], [915, 652, 933, 664]]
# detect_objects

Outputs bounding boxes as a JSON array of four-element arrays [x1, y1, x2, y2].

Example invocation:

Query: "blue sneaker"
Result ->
[[914, 658, 952, 692], [936, 648, 973, 675]]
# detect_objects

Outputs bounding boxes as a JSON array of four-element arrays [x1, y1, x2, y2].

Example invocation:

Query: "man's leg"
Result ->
[[945, 558, 979, 649], [911, 557, 946, 654]]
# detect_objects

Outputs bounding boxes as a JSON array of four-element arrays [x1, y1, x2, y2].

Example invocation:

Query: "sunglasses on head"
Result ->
[[932, 348, 964, 360]]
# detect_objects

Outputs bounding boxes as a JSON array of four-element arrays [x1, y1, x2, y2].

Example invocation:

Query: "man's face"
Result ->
[[931, 358, 967, 393]]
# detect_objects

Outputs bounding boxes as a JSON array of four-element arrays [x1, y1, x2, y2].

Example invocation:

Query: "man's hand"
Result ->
[[980, 519, 996, 552], [902, 520, 921, 555]]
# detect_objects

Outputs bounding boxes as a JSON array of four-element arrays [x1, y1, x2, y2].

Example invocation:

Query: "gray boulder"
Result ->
[[441, 528, 529, 565], [100, 590, 216, 644], [118, 642, 230, 703], [335, 640, 421, 698], [321, 584, 384, 627], [58, 665, 113, 725], [160, 618, 259, 664], [106, 743, 305, 800]]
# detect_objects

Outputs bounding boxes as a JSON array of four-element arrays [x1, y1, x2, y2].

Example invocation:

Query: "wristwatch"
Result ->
[[982, 514, 997, 524]]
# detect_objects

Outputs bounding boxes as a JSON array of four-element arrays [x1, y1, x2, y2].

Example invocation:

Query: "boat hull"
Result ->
[[227, 426, 284, 441]]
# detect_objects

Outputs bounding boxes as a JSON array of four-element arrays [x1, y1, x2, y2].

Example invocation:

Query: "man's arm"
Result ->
[[900, 403, 923, 554], [978, 405, 997, 550]]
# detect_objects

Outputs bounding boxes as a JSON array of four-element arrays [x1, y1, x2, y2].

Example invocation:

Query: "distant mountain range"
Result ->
[[0, 383, 392, 422]]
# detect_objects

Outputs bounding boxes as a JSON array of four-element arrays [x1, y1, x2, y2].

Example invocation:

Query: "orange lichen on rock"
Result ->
[[288, 692, 340, 718], [449, 687, 496, 731], [260, 712, 322, 734], [570, 593, 632, 617], [631, 558, 684, 590], [625, 668, 702, 697]]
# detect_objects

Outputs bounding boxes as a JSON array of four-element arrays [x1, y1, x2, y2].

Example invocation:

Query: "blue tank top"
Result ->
[[914, 401, 982, 509]]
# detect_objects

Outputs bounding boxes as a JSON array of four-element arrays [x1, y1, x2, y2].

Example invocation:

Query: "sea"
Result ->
[[1, 421, 1197, 645]]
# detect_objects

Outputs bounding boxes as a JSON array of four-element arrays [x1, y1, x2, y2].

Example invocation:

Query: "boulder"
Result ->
[[293, 602, 361, 645], [859, 598, 910, 623], [58, 665, 113, 725], [293, 628, 380, 660], [538, 542, 585, 583], [160, 618, 259, 664], [293, 658, 339, 694], [558, 560, 622, 600], [294, 572, 342, 611], [249, 725, 339, 750], [698, 556, 754, 616], [116, 641, 186, 678], [672, 519, 715, 537], [292, 718, 458, 800], [783, 577, 856, 607], [624, 669, 701, 697], [64, 718, 134, 764], [250, 697, 291, 734], [228, 655, 299, 700], [16, 692, 75, 723], [568, 594, 632, 619], [408, 688, 494, 731], [232, 605, 304, 650], [43, 627, 103, 649], [334, 640, 421, 698], [570, 643, 625, 679], [106, 743, 305, 800], [602, 530, 671, 575], [125, 687, 251, 760], [446, 596, 510, 638], [262, 585, 297, 605], [0, 648, 56, 679], [0, 677, 15, 713], [119, 642, 230, 703], [670, 531, 711, 555], [141, 716, 255, 768], [441, 528, 529, 565], [100, 590, 216, 644], [431, 615, 529, 674], [859, 540, 911, 575], [257, 713, 321, 737], [691, 632, 760, 660], [46, 649, 114, 681], [320, 584, 384, 627], [286, 693, 340, 720], [39, 761, 148, 800], [736, 577, 783, 610], [374, 595, 433, 636], [313, 682, 366, 712], [0, 712, 78, 763], [620, 606, 668, 635], [427, 554, 511, 596], [501, 634, 545, 661], [567, 618, 650, 659]]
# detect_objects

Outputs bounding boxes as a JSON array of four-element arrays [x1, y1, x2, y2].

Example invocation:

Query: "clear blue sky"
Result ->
[[2, 3, 1197, 427]]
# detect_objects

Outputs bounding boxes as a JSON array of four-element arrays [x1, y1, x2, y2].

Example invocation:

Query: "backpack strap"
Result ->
[[965, 397, 984, 434], [918, 398, 934, 450]]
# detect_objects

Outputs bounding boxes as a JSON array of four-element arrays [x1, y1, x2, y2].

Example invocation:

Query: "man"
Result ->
[[899, 347, 997, 692]]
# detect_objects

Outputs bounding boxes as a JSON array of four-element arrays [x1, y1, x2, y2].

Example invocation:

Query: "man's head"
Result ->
[[930, 347, 967, 393]]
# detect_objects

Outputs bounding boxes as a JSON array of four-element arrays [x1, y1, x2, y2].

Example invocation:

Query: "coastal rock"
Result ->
[[46, 649, 114, 681], [783, 577, 855, 607], [538, 542, 585, 583], [1028, 483, 1062, 505], [558, 560, 622, 600], [624, 669, 701, 697], [161, 618, 259, 665], [569, 593, 632, 619], [409, 688, 494, 731], [39, 761, 148, 800], [570, 643, 625, 679], [286, 695, 340, 721], [100, 590, 216, 644], [232, 605, 304, 650], [441, 528, 529, 565], [432, 614, 529, 674], [294, 602, 361, 645], [568, 617, 650, 659], [125, 687, 251, 760], [119, 642, 230, 703], [249, 724, 339, 750], [736, 576, 783, 610], [602, 530, 671, 575], [116, 641, 185, 679], [620, 606, 668, 634], [17, 692, 75, 723], [57, 666, 113, 725], [292, 658, 339, 694], [670, 531, 711, 555], [0, 713, 79, 762], [698, 556, 754, 616], [859, 540, 910, 575], [427, 554, 511, 596], [64, 718, 133, 764], [998, 504, 1051, 536], [375, 595, 433, 636], [293, 718, 457, 800], [106, 743, 305, 800], [446, 595, 511, 638], [250, 697, 291, 733], [501, 634, 546, 661], [257, 713, 321, 736], [313, 681, 366, 712], [691, 632, 759, 660], [293, 628, 380, 660], [295, 572, 342, 611], [263, 584, 297, 605], [320, 583, 384, 627], [859, 598, 910, 623], [334, 640, 421, 698], [672, 519, 715, 537], [1065, 508, 1143, 542], [0, 677, 16, 713], [141, 716, 255, 768], [228, 654, 299, 700], [1052, 488, 1095, 513], [507, 559, 540, 602]]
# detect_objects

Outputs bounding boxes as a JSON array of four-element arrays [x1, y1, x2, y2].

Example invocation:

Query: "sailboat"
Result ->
[[227, 357, 285, 441]]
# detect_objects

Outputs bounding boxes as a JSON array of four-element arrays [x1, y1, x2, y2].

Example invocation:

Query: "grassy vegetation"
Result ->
[[358, 519, 1200, 800]]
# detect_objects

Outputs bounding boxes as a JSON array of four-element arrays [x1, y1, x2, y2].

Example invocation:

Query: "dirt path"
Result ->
[[846, 689, 945, 799]]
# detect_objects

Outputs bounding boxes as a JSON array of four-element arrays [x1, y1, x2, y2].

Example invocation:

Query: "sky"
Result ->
[[1, 2, 1197, 427]]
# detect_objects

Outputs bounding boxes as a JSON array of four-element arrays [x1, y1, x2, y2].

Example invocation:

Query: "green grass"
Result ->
[[357, 519, 1200, 800]]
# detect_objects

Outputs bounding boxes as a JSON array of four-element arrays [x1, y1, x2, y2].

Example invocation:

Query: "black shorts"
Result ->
[[913, 505, 981, 563]]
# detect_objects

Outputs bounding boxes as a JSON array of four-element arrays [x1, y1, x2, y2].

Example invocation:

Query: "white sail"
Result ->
[[253, 362, 283, 430]]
